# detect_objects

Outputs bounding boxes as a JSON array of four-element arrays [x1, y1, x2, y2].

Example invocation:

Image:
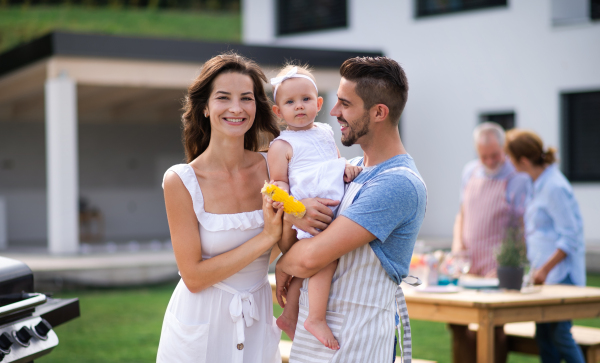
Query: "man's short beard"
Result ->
[[341, 110, 370, 147]]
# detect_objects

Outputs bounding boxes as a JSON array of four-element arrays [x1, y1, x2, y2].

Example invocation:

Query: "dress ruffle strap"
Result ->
[[163, 164, 265, 232]]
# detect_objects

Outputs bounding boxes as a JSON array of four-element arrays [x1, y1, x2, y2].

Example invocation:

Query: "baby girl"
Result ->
[[268, 64, 361, 350]]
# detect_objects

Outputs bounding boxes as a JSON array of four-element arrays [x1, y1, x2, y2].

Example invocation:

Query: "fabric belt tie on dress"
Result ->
[[396, 275, 422, 363], [213, 276, 269, 363]]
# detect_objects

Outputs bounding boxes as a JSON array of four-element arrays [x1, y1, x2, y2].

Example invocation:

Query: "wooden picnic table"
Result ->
[[403, 284, 600, 363]]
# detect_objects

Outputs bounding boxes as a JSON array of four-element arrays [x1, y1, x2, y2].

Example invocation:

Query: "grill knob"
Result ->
[[15, 326, 32, 345], [35, 319, 52, 338], [0, 332, 12, 352]]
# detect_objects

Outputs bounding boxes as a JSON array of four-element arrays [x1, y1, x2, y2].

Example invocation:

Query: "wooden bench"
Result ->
[[279, 340, 437, 363], [468, 322, 600, 362]]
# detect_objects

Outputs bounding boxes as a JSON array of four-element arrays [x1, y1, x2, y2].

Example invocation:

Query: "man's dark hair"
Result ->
[[339, 56, 408, 125]]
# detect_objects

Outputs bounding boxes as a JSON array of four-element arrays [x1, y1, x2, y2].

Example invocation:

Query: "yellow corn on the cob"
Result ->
[[261, 182, 306, 218]]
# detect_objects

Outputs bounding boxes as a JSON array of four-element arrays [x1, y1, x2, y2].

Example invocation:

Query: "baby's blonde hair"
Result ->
[[274, 62, 316, 83]]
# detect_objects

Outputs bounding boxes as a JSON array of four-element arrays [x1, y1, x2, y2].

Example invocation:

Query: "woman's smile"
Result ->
[[223, 117, 246, 124]]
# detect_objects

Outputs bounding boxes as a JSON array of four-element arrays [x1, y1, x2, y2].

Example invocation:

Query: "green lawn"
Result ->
[[38, 276, 600, 362], [0, 6, 241, 53]]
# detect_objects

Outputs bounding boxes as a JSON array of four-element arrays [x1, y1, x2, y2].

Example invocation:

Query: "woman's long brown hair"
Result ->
[[182, 52, 279, 162]]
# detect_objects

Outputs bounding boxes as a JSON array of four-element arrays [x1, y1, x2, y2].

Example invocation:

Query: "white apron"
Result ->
[[289, 166, 424, 363]]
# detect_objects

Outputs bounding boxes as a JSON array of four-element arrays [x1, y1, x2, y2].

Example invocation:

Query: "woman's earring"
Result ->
[[204, 111, 208, 118]]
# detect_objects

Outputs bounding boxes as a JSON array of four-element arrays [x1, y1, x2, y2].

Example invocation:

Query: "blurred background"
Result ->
[[0, 0, 598, 362]]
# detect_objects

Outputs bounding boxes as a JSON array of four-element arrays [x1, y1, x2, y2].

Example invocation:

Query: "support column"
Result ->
[[323, 90, 363, 160], [45, 74, 79, 255]]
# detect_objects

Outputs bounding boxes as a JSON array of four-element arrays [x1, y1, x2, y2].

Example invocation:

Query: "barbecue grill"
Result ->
[[0, 256, 80, 362]]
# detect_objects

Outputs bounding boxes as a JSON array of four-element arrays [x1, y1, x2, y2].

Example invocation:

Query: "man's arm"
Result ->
[[277, 215, 375, 278], [451, 206, 464, 252]]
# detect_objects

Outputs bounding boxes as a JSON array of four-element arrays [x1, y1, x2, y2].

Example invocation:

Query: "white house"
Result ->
[[243, 0, 600, 245]]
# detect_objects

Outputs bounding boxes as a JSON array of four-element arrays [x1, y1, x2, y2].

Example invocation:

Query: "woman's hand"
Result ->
[[285, 198, 340, 236], [533, 249, 567, 285], [533, 268, 549, 285], [262, 194, 284, 244]]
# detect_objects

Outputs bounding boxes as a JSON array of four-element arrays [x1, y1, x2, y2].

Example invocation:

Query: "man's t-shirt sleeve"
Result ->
[[341, 173, 419, 243]]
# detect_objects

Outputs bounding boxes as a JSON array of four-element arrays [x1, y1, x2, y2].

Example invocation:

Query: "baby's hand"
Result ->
[[269, 180, 289, 210], [343, 165, 362, 183], [271, 180, 290, 194]]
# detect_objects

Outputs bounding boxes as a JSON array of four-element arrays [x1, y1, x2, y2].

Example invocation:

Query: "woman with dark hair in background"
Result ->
[[156, 53, 284, 363], [505, 129, 585, 363]]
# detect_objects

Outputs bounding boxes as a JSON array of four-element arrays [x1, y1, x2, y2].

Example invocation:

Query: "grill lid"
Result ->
[[0, 257, 34, 295]]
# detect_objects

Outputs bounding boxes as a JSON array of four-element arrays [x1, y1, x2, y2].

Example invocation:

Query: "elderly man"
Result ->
[[452, 122, 530, 274], [450, 122, 530, 363]]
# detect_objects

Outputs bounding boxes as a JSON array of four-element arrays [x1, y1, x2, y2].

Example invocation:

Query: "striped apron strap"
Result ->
[[396, 276, 421, 363], [213, 276, 269, 363]]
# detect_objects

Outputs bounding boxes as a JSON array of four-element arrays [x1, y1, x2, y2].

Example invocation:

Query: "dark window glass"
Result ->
[[277, 0, 347, 35], [592, 0, 600, 20], [480, 112, 515, 131], [415, 0, 507, 18], [563, 91, 600, 181]]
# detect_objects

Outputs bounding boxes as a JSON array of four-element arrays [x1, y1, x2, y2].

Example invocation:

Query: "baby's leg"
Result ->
[[277, 277, 303, 340], [304, 260, 339, 350]]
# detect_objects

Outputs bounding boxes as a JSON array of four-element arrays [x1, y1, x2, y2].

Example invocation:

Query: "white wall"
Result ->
[[0, 122, 184, 244], [243, 0, 600, 243]]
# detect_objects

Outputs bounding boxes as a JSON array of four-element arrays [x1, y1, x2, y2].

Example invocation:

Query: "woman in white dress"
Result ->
[[156, 53, 284, 363]]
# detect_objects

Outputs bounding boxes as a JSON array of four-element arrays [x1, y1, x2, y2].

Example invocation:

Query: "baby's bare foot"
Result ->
[[277, 314, 297, 341], [304, 317, 339, 350]]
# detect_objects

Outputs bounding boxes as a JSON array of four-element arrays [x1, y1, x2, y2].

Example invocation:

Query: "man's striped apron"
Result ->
[[462, 166, 514, 276], [289, 166, 425, 363]]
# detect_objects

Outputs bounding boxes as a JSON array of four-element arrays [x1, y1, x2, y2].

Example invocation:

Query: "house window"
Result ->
[[415, 0, 507, 18], [480, 112, 515, 131], [552, 0, 600, 25], [593, 0, 600, 20], [277, 0, 348, 36], [562, 91, 600, 181]]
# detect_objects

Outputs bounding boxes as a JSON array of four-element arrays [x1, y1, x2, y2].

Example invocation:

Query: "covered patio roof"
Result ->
[[0, 32, 382, 124]]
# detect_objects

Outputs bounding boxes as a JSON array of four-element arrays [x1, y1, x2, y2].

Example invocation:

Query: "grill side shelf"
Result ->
[[34, 298, 80, 328]]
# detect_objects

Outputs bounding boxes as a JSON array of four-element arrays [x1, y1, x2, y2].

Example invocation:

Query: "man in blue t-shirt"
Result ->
[[275, 56, 426, 363]]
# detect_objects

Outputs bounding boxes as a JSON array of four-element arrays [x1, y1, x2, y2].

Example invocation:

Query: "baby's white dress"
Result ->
[[271, 122, 346, 239], [156, 158, 281, 363]]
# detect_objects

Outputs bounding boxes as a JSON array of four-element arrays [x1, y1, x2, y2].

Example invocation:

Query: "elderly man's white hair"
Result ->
[[473, 122, 505, 147]]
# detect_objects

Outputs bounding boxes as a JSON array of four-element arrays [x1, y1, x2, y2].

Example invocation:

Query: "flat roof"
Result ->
[[0, 31, 384, 77]]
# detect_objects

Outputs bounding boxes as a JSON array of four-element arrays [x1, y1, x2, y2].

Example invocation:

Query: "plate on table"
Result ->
[[458, 276, 499, 289], [415, 285, 462, 293]]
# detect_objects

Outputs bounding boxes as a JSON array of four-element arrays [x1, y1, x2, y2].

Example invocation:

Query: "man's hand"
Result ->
[[275, 262, 293, 308], [285, 197, 340, 236], [343, 164, 362, 183]]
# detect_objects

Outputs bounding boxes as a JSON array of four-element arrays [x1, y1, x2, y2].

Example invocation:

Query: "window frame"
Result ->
[[479, 111, 516, 131], [414, 0, 508, 18], [276, 0, 348, 36], [561, 89, 600, 182]]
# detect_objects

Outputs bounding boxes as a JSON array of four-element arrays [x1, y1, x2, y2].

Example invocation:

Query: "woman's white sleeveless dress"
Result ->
[[156, 158, 281, 363]]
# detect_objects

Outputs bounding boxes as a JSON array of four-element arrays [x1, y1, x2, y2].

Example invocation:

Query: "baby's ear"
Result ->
[[272, 104, 282, 118], [317, 96, 324, 111]]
